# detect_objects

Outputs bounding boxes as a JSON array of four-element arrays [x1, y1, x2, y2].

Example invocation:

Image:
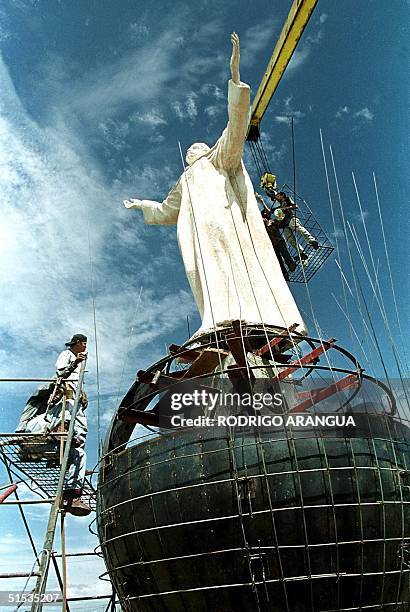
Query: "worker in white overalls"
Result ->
[[274, 191, 319, 261], [50, 333, 91, 516]]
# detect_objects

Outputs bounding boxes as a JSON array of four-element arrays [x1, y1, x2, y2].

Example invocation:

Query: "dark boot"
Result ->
[[278, 239, 296, 272], [295, 251, 308, 262], [66, 498, 91, 516], [63, 489, 91, 517], [274, 248, 289, 280]]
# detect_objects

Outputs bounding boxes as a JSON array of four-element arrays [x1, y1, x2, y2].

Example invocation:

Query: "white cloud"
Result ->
[[149, 133, 165, 144], [172, 92, 198, 121], [129, 22, 149, 38], [241, 22, 276, 67], [336, 105, 350, 118], [252, 132, 287, 165], [99, 119, 131, 152], [335, 105, 374, 122], [275, 115, 292, 125], [354, 107, 374, 121], [131, 110, 167, 126], [287, 46, 311, 73], [0, 53, 196, 399], [330, 227, 345, 240], [51, 29, 179, 123], [351, 210, 370, 222], [204, 105, 223, 118], [285, 16, 327, 74], [307, 29, 324, 45], [192, 20, 224, 44], [201, 83, 225, 100], [274, 96, 305, 124]]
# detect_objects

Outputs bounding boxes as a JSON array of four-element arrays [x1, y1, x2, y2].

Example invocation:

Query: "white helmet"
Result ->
[[273, 208, 285, 221]]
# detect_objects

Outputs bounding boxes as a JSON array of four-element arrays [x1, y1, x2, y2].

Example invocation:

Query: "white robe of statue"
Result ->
[[124, 34, 307, 339]]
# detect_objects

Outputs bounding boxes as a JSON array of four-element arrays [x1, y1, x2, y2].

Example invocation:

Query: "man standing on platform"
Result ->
[[52, 333, 91, 516]]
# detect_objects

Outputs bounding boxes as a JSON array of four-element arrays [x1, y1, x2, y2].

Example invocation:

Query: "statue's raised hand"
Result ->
[[123, 198, 143, 210], [230, 32, 240, 85]]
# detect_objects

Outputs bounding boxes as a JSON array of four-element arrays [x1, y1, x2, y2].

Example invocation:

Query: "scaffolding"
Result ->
[[0, 367, 115, 612]]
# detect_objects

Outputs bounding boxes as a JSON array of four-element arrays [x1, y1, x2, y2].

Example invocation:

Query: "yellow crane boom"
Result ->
[[248, 0, 318, 141]]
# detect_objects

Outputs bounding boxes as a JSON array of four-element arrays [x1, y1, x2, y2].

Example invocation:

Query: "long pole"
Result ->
[[31, 360, 86, 612], [51, 554, 71, 612], [59, 395, 66, 465], [291, 116, 296, 203], [60, 512, 67, 612]]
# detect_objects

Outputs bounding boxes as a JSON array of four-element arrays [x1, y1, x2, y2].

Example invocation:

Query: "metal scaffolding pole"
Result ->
[[60, 512, 67, 612], [30, 360, 86, 612], [51, 553, 71, 612]]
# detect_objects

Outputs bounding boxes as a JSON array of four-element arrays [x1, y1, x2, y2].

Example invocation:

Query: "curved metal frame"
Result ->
[[102, 325, 403, 456]]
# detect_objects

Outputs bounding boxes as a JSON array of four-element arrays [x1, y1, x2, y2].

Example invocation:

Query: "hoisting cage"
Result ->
[[278, 184, 335, 283]]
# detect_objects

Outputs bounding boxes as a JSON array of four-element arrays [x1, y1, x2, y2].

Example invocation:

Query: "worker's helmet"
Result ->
[[273, 208, 285, 221], [260, 172, 277, 191]]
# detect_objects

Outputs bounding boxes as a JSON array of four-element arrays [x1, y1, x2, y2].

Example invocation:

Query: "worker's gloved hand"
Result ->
[[123, 198, 143, 210]]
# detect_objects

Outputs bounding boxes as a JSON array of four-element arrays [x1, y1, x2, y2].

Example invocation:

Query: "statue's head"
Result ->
[[185, 142, 210, 166]]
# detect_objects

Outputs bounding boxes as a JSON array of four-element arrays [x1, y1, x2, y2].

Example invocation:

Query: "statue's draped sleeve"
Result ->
[[140, 180, 182, 225], [208, 79, 251, 171]]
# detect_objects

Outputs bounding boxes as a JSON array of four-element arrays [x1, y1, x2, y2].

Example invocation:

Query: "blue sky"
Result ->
[[0, 0, 409, 607]]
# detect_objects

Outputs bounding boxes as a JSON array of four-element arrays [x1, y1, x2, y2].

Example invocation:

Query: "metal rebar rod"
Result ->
[[0, 572, 41, 578], [99, 534, 410, 578], [125, 568, 410, 600], [52, 551, 98, 558], [101, 499, 410, 545], [0, 432, 67, 437], [66, 595, 115, 602], [0, 499, 54, 505], [31, 360, 86, 612], [99, 463, 404, 511], [0, 379, 55, 382]]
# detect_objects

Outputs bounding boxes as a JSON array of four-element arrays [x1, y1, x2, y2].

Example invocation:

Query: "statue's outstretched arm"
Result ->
[[230, 32, 240, 84], [124, 198, 142, 209], [123, 181, 182, 226], [208, 33, 250, 171]]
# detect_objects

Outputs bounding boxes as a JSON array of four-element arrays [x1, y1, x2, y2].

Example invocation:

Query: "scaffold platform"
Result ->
[[0, 433, 96, 510]]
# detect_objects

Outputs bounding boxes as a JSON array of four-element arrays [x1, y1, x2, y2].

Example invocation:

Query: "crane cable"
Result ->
[[247, 136, 271, 179], [288, 125, 339, 389], [249, 120, 340, 387]]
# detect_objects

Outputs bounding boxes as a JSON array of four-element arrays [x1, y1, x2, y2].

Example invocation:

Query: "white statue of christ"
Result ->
[[124, 33, 307, 339]]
